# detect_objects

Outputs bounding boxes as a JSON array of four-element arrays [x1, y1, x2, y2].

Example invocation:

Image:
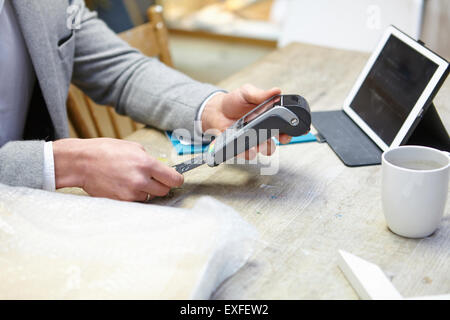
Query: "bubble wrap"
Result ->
[[0, 184, 257, 299]]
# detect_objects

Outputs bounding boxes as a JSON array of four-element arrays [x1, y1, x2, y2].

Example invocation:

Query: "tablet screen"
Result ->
[[349, 35, 439, 145]]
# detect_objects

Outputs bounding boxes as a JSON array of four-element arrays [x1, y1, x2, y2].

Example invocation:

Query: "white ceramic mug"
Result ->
[[382, 146, 450, 238]]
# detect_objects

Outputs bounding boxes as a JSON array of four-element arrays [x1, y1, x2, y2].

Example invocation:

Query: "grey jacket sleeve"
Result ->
[[72, 7, 220, 134], [0, 141, 45, 189]]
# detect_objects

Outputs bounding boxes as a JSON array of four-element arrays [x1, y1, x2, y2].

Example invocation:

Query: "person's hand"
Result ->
[[201, 84, 292, 159], [53, 138, 183, 202]]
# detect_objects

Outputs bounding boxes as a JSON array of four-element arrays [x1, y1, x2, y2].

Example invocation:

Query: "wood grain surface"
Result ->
[[83, 42, 450, 299]]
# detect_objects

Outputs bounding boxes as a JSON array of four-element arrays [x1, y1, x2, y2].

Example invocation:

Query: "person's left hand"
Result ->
[[201, 84, 292, 159]]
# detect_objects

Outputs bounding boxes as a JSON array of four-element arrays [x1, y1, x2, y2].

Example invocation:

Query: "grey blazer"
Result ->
[[0, 0, 219, 189]]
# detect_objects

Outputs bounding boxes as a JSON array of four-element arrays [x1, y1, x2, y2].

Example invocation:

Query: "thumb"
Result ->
[[241, 85, 281, 105]]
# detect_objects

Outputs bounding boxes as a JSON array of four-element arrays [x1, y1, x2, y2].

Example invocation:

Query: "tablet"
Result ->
[[342, 26, 449, 151]]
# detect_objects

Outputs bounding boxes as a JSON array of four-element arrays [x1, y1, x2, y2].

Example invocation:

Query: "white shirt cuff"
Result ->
[[194, 92, 222, 137], [43, 141, 56, 191], [174, 90, 226, 145]]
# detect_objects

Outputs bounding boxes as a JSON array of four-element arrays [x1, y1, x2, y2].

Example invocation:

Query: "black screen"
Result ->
[[350, 35, 438, 145]]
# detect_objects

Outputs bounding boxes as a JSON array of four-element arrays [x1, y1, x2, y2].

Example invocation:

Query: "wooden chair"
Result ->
[[67, 5, 173, 139]]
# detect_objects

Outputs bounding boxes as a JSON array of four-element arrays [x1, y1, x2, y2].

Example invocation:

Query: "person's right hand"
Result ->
[[53, 138, 183, 202]]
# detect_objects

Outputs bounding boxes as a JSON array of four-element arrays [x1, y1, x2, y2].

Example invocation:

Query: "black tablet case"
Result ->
[[311, 37, 450, 167], [312, 103, 450, 167]]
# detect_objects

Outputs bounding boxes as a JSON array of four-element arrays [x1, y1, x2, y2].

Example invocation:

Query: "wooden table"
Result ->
[[126, 42, 450, 299]]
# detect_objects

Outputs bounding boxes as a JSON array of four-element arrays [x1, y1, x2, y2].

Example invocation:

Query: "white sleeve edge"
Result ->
[[42, 141, 56, 191], [174, 90, 227, 145]]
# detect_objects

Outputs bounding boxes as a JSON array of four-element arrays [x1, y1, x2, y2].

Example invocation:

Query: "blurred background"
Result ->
[[84, 0, 449, 85]]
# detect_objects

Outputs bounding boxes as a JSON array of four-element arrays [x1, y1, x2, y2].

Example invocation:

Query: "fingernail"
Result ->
[[260, 143, 268, 155]]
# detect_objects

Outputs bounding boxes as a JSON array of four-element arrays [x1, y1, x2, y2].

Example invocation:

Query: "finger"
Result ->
[[257, 139, 276, 156], [241, 84, 282, 105], [278, 134, 292, 145], [149, 161, 184, 188], [244, 147, 257, 160], [142, 178, 171, 197], [236, 147, 257, 160], [236, 151, 246, 159]]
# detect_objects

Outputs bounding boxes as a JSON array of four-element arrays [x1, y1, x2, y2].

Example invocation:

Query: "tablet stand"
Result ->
[[311, 102, 450, 167], [405, 103, 450, 152]]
